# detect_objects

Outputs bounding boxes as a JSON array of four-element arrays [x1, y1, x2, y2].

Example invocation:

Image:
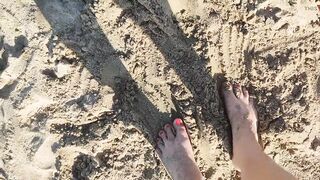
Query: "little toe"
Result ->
[[164, 124, 175, 140], [157, 137, 165, 149], [173, 118, 188, 139], [233, 83, 243, 99], [155, 147, 162, 155]]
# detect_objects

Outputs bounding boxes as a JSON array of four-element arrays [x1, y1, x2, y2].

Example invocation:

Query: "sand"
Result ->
[[0, 0, 319, 179]]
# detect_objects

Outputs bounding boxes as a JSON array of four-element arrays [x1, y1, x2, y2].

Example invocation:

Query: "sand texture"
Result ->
[[0, 0, 319, 179]]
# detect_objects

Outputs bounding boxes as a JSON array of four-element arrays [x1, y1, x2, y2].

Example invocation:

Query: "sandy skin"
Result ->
[[155, 82, 296, 180]]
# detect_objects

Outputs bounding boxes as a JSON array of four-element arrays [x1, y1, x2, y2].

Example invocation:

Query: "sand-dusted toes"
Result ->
[[155, 118, 202, 180], [222, 82, 260, 168]]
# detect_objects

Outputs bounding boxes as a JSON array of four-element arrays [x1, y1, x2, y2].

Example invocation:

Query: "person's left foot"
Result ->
[[156, 118, 202, 180]]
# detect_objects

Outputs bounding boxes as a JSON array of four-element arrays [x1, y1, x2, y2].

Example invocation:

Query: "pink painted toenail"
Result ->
[[175, 118, 183, 126], [165, 124, 171, 128]]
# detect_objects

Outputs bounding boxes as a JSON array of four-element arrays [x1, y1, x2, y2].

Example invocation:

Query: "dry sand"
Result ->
[[0, 0, 319, 179]]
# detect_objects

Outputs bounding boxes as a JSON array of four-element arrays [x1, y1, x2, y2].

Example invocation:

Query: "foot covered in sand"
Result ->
[[155, 118, 202, 180], [222, 82, 261, 169]]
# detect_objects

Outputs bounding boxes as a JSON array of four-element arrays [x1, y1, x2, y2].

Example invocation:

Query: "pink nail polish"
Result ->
[[175, 118, 183, 126]]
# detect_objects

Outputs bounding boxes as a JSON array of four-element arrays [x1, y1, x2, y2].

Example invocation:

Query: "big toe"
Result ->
[[223, 82, 237, 103], [173, 118, 188, 140]]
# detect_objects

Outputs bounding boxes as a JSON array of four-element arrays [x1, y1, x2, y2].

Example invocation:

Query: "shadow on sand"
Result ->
[[113, 0, 232, 152], [35, 0, 171, 147], [35, 0, 232, 165]]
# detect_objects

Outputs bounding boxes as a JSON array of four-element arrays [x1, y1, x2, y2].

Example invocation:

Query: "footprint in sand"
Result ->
[[0, 35, 28, 72], [0, 35, 29, 98]]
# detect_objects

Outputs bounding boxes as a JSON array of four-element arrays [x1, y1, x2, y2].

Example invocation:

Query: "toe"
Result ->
[[242, 87, 250, 102], [159, 130, 167, 141], [155, 147, 162, 155], [173, 118, 188, 139], [222, 82, 237, 102], [242, 87, 249, 98], [164, 124, 175, 141], [233, 83, 243, 99], [156, 138, 165, 150]]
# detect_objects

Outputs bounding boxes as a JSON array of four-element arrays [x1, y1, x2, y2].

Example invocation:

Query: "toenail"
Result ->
[[165, 124, 171, 128], [159, 131, 165, 135], [175, 118, 183, 126], [235, 90, 241, 98]]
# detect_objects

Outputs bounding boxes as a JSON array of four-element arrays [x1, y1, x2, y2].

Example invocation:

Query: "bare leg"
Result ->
[[222, 82, 297, 180], [155, 118, 202, 180]]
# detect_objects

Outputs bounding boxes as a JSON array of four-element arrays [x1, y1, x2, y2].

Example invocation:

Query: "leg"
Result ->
[[222, 82, 297, 180], [155, 118, 202, 180]]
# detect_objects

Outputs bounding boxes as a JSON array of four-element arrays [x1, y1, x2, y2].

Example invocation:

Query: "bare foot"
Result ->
[[155, 118, 202, 180], [222, 82, 262, 169], [222, 82, 297, 179]]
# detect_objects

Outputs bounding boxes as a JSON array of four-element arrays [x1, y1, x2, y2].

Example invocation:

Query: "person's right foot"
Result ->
[[222, 82, 262, 169]]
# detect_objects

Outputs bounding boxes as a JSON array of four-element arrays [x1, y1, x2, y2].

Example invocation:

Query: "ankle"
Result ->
[[233, 128, 259, 145], [173, 164, 202, 180], [232, 142, 263, 170], [232, 132, 262, 167]]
